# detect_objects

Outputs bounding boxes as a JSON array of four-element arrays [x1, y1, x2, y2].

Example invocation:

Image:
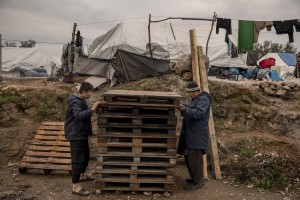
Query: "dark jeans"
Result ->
[[184, 148, 205, 184], [70, 140, 90, 184]]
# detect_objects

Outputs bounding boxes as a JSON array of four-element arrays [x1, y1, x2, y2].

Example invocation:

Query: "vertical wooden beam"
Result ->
[[0, 34, 2, 78], [69, 23, 77, 75], [189, 29, 201, 84], [197, 46, 222, 180], [205, 12, 217, 56], [189, 29, 208, 179], [148, 14, 153, 59]]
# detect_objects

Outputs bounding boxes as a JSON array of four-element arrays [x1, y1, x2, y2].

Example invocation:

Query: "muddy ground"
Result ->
[[0, 75, 299, 200]]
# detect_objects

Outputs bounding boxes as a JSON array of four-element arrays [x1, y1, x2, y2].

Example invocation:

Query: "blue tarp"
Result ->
[[278, 53, 296, 66]]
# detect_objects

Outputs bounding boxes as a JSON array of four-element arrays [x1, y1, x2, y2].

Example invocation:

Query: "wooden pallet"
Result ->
[[98, 115, 177, 127], [95, 181, 175, 192], [18, 121, 71, 174], [98, 126, 176, 137], [103, 90, 181, 107], [97, 154, 176, 166], [97, 104, 176, 117]]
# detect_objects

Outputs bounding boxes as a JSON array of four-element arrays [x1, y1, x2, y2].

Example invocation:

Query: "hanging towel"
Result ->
[[273, 20, 294, 43], [254, 21, 273, 43], [293, 19, 300, 32], [216, 18, 232, 43], [238, 20, 254, 52]]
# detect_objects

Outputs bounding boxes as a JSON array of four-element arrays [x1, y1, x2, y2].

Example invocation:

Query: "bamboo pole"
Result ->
[[197, 46, 222, 180]]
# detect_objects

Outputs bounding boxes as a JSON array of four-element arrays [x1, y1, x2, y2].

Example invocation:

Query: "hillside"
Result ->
[[0, 75, 299, 199]]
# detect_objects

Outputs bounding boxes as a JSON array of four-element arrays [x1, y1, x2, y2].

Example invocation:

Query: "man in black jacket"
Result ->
[[65, 82, 100, 196], [178, 81, 212, 190]]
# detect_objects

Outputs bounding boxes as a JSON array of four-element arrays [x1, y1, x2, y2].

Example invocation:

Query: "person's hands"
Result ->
[[91, 101, 101, 112], [176, 104, 185, 112]]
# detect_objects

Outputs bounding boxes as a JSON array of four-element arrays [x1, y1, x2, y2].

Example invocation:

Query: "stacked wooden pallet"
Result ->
[[95, 90, 181, 192], [18, 121, 71, 174]]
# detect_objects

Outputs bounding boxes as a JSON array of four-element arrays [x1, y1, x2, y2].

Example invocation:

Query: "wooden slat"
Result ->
[[22, 156, 70, 164], [36, 130, 65, 136], [25, 150, 70, 158], [19, 163, 71, 170], [104, 90, 181, 98], [34, 135, 66, 141], [31, 140, 69, 146], [42, 121, 64, 126], [28, 145, 69, 152], [39, 124, 64, 131]]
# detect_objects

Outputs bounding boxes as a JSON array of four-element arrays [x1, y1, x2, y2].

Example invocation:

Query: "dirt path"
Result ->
[[1, 161, 298, 200]]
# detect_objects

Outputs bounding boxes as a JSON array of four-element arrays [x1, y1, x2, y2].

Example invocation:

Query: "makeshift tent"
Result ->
[[257, 53, 296, 79], [2, 47, 60, 78], [76, 21, 248, 83]]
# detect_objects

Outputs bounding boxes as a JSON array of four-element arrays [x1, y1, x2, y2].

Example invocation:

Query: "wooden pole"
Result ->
[[189, 29, 201, 84], [205, 12, 217, 56], [148, 14, 153, 59], [197, 46, 222, 180], [189, 29, 208, 179], [69, 23, 77, 75], [0, 34, 2, 78]]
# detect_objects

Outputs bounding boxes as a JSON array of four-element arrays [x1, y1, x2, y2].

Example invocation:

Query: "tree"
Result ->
[[252, 40, 297, 60], [5, 41, 17, 47], [20, 39, 36, 48]]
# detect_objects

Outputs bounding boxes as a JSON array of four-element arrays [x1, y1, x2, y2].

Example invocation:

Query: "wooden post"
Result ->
[[189, 29, 208, 179], [70, 23, 77, 74], [205, 12, 217, 56], [0, 34, 2, 77], [197, 46, 222, 180], [296, 52, 300, 78], [148, 14, 153, 59], [189, 29, 201, 84]]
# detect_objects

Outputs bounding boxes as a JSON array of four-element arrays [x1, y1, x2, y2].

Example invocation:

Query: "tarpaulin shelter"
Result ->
[[2, 47, 60, 78], [75, 21, 249, 83]]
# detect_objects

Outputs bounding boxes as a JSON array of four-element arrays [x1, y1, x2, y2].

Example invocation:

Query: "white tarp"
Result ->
[[2, 47, 60, 76], [89, 21, 248, 69]]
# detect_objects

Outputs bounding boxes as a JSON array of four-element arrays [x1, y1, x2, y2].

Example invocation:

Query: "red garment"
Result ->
[[259, 57, 275, 68]]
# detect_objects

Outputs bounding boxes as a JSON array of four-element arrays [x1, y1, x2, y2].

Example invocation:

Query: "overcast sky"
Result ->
[[0, 0, 299, 60]]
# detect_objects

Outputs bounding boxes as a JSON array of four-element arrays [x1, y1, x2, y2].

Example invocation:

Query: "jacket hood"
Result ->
[[67, 93, 83, 104]]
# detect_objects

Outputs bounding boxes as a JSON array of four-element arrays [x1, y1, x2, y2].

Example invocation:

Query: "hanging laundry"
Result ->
[[273, 20, 294, 43], [75, 30, 83, 47], [254, 21, 273, 43], [231, 43, 238, 58], [238, 20, 254, 52], [216, 18, 232, 43], [293, 19, 300, 32]]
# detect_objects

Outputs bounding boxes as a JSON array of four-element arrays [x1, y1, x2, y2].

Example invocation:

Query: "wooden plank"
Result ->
[[97, 153, 176, 159], [97, 141, 176, 148], [95, 176, 173, 183], [19, 163, 71, 170], [28, 145, 70, 152], [34, 135, 66, 141], [189, 29, 201, 84], [42, 122, 64, 126], [22, 156, 70, 164], [94, 182, 174, 192], [25, 150, 70, 158], [36, 130, 65, 136], [39, 124, 64, 131], [31, 140, 69, 146], [98, 133, 176, 139], [95, 168, 172, 175], [197, 46, 222, 180], [104, 90, 181, 98]]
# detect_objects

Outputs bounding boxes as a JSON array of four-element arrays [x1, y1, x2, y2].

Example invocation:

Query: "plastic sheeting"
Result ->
[[278, 53, 296, 66], [89, 21, 248, 69], [2, 47, 60, 77]]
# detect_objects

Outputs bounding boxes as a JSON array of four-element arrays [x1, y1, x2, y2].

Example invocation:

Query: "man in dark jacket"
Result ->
[[178, 81, 212, 190], [65, 82, 100, 196]]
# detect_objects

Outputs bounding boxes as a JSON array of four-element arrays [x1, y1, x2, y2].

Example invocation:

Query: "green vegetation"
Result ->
[[232, 94, 243, 104], [214, 116, 224, 131], [35, 93, 66, 121], [239, 143, 254, 158], [0, 91, 21, 105]]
